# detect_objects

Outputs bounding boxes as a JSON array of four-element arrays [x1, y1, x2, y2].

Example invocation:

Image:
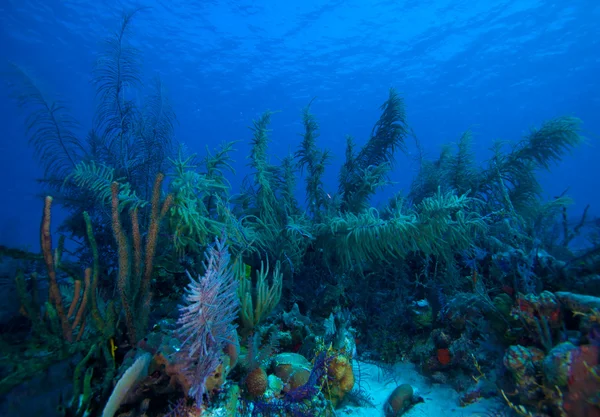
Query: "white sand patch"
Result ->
[[337, 361, 503, 416]]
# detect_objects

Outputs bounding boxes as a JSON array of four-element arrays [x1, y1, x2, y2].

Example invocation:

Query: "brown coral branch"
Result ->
[[140, 173, 164, 303], [140, 174, 173, 312], [83, 211, 107, 334], [67, 279, 82, 319], [110, 176, 172, 345], [41, 196, 72, 342], [111, 182, 137, 345], [131, 208, 142, 295], [71, 268, 91, 331], [75, 316, 86, 342]]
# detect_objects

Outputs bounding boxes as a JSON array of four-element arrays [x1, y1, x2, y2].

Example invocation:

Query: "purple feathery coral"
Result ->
[[244, 351, 333, 417], [284, 351, 330, 403], [176, 236, 239, 405]]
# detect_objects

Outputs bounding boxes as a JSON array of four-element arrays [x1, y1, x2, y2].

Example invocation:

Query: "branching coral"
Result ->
[[93, 8, 143, 164], [296, 99, 331, 220], [65, 160, 147, 211], [167, 149, 228, 255], [237, 257, 283, 333], [315, 188, 486, 268], [176, 236, 240, 405], [111, 174, 173, 344], [235, 111, 310, 270], [478, 116, 583, 212], [340, 88, 409, 213], [5, 63, 85, 180], [166, 144, 260, 257]]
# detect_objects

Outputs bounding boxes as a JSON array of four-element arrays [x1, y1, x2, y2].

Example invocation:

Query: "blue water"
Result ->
[[1, 0, 598, 247]]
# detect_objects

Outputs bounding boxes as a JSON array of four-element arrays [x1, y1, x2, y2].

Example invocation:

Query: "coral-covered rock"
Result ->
[[431, 328, 452, 349], [563, 344, 600, 417], [144, 332, 237, 401], [326, 353, 355, 407], [267, 374, 284, 396], [514, 291, 561, 328], [411, 299, 433, 329], [245, 367, 268, 397], [272, 352, 312, 391], [542, 342, 577, 387], [556, 292, 600, 313], [504, 345, 544, 393], [204, 362, 226, 394], [384, 384, 423, 416], [436, 348, 451, 366]]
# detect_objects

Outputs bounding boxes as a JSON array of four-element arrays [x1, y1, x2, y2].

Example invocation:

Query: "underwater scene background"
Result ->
[[0, 1, 599, 416]]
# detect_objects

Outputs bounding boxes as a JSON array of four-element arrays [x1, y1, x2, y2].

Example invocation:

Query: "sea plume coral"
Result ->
[[176, 236, 240, 405]]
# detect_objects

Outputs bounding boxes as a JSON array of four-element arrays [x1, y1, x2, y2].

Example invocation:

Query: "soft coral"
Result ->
[[175, 236, 240, 405]]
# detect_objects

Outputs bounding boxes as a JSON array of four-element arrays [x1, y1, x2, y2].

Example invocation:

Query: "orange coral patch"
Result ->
[[437, 348, 451, 365]]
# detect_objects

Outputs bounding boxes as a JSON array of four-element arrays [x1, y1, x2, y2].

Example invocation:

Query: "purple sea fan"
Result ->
[[176, 236, 240, 405], [285, 351, 331, 403]]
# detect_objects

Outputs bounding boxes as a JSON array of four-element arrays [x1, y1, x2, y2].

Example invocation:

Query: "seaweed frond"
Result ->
[[446, 129, 479, 195], [357, 88, 408, 168], [65, 161, 146, 211], [92, 8, 144, 170], [340, 88, 409, 213], [249, 110, 274, 171], [296, 99, 330, 219], [408, 144, 453, 204], [204, 141, 237, 185], [516, 116, 584, 170], [316, 188, 484, 268], [296, 97, 320, 175], [136, 77, 177, 194], [338, 135, 357, 195], [5, 63, 85, 180], [479, 116, 584, 212]]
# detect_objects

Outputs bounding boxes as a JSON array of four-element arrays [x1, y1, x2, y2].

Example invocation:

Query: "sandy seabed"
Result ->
[[337, 361, 503, 417]]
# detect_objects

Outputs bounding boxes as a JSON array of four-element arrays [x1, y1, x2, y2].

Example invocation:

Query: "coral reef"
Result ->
[[1, 7, 599, 417]]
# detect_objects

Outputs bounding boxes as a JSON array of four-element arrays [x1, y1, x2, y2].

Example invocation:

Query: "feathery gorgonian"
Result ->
[[176, 236, 239, 404]]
